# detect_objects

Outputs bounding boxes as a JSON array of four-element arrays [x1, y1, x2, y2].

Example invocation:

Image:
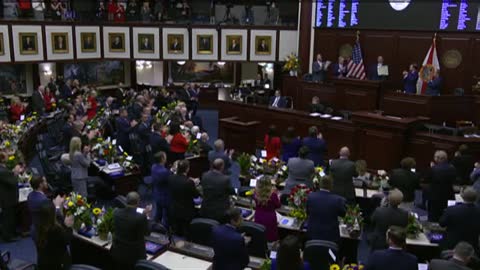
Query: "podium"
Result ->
[[219, 116, 261, 154], [351, 111, 426, 170]]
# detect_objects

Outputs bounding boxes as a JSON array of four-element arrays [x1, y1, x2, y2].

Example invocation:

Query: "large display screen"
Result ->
[[315, 0, 480, 31]]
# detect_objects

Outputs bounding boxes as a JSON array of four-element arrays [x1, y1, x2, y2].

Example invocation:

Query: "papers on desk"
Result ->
[[102, 163, 123, 174], [18, 187, 33, 203], [153, 251, 212, 270], [320, 114, 332, 118], [276, 212, 295, 227], [464, 134, 480, 138], [377, 65, 389, 76], [418, 263, 428, 270], [331, 116, 343, 121], [406, 232, 438, 247], [354, 188, 379, 198], [309, 113, 321, 117]]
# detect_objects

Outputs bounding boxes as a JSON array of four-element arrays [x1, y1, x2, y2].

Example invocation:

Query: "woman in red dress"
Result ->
[[254, 176, 281, 242], [9, 96, 25, 123], [86, 90, 98, 120], [114, 2, 126, 22], [169, 123, 189, 162], [264, 125, 281, 160], [43, 86, 55, 112]]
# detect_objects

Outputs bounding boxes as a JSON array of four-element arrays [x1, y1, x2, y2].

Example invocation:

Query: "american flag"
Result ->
[[346, 41, 366, 80]]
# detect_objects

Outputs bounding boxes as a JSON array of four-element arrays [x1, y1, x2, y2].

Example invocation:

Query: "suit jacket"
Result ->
[[284, 157, 314, 194], [306, 190, 346, 243], [425, 162, 456, 221], [136, 121, 151, 150], [111, 41, 123, 49], [302, 137, 327, 167], [149, 133, 170, 155], [329, 158, 356, 200], [389, 168, 419, 202], [428, 258, 471, 270], [207, 150, 231, 172], [426, 76, 442, 96], [111, 207, 149, 266], [309, 103, 326, 114], [151, 164, 170, 203], [176, 88, 191, 103], [439, 203, 480, 251], [0, 165, 18, 208], [27, 191, 49, 237], [452, 154, 475, 185], [168, 174, 200, 221], [312, 61, 328, 82], [170, 42, 181, 51], [62, 123, 74, 150], [70, 152, 91, 180], [365, 249, 418, 270], [257, 44, 268, 52], [269, 96, 287, 108], [200, 170, 233, 222], [140, 42, 152, 50], [403, 71, 419, 94], [369, 206, 409, 250], [32, 90, 45, 114], [36, 224, 73, 270], [116, 116, 132, 150], [212, 224, 250, 270], [332, 63, 348, 78]]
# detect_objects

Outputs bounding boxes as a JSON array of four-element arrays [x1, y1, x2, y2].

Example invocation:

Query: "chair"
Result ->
[[239, 221, 268, 258], [284, 96, 293, 109], [70, 265, 103, 270], [187, 218, 220, 247], [135, 260, 168, 270], [304, 240, 338, 270], [0, 250, 36, 270]]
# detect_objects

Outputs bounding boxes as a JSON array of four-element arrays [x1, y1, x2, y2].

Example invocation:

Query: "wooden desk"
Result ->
[[219, 116, 261, 154]]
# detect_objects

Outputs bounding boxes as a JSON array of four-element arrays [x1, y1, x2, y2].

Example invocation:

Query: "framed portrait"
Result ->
[[51, 32, 69, 54], [226, 35, 242, 55], [167, 34, 184, 54], [0, 33, 4, 56], [109, 32, 125, 52], [197, 34, 213, 55], [81, 32, 96, 53], [138, 33, 154, 53], [19, 33, 38, 55], [255, 36, 272, 55]]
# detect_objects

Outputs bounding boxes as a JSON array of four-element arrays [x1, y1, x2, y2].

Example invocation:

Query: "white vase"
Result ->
[[289, 70, 296, 76]]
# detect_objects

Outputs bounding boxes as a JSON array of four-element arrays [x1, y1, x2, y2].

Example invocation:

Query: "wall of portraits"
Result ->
[[0, 24, 297, 63]]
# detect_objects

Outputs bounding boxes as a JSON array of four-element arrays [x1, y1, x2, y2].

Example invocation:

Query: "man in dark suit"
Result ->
[[332, 56, 348, 78], [54, 35, 67, 51], [111, 36, 123, 50], [116, 108, 136, 153], [170, 37, 182, 51], [32, 85, 45, 115], [306, 176, 346, 243], [176, 84, 191, 105], [402, 63, 419, 94], [426, 69, 442, 96], [257, 39, 268, 52], [139, 36, 152, 51], [151, 152, 170, 226], [22, 36, 35, 51], [302, 126, 327, 167], [0, 153, 20, 242], [312, 53, 329, 82], [439, 187, 480, 252], [365, 226, 418, 270], [425, 150, 456, 222], [452, 144, 475, 185], [200, 159, 234, 222], [150, 123, 170, 155], [368, 55, 388, 81], [229, 38, 240, 52], [211, 208, 250, 270], [62, 114, 75, 151], [136, 113, 151, 152], [83, 35, 95, 50], [168, 160, 200, 236], [207, 139, 232, 173], [254, 73, 264, 88], [111, 192, 150, 270], [269, 90, 287, 108], [429, 242, 475, 270], [389, 157, 419, 210], [369, 190, 409, 251], [330, 146, 356, 201], [198, 37, 211, 51]]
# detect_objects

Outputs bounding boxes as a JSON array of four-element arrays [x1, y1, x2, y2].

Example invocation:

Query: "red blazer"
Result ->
[[10, 104, 25, 122], [44, 93, 55, 112], [86, 96, 98, 120], [264, 135, 281, 160], [114, 5, 126, 22], [170, 133, 188, 153]]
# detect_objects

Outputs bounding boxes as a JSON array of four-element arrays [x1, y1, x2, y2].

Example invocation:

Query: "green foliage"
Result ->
[[237, 152, 251, 176]]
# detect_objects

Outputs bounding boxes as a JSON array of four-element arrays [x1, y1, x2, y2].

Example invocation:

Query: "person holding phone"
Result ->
[[389, 157, 420, 211]]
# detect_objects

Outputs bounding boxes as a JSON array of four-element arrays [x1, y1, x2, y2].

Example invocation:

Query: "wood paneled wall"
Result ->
[[313, 29, 480, 94]]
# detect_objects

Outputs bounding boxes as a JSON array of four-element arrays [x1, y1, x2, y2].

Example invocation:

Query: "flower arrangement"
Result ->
[[330, 263, 364, 270], [259, 258, 272, 270], [155, 101, 178, 126], [342, 204, 363, 238], [237, 152, 252, 176], [276, 164, 288, 182], [406, 213, 423, 239], [92, 137, 117, 163], [96, 207, 115, 241], [187, 139, 201, 155], [370, 170, 390, 190], [288, 184, 312, 222], [64, 192, 92, 231], [283, 53, 300, 74], [312, 166, 326, 187]]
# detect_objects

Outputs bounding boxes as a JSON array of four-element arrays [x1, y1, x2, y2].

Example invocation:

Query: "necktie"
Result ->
[[273, 97, 279, 107]]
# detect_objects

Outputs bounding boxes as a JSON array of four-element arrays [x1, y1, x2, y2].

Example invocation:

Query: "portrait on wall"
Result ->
[[138, 33, 154, 53], [255, 36, 271, 55], [226, 35, 241, 55], [197, 34, 213, 55], [0, 33, 4, 56], [168, 34, 183, 54], [81, 32, 96, 53], [108, 32, 125, 52], [51, 32, 69, 54], [19, 33, 38, 55]]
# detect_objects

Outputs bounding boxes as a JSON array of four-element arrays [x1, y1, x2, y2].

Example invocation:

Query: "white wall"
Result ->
[[136, 61, 164, 86], [241, 62, 258, 80]]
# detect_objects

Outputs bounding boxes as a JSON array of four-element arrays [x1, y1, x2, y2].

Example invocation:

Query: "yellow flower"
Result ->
[[245, 189, 254, 196], [26, 117, 32, 122], [77, 194, 82, 199], [330, 264, 340, 270], [92, 208, 102, 216], [123, 152, 128, 156], [67, 201, 74, 207], [193, 140, 198, 144], [5, 141, 10, 147], [8, 156, 15, 161]]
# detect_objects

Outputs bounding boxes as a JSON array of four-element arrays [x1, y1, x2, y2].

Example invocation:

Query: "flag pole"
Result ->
[[433, 32, 437, 45], [356, 30, 360, 42]]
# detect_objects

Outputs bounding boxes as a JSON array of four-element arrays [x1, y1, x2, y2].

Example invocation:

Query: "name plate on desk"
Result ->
[[153, 251, 212, 270]]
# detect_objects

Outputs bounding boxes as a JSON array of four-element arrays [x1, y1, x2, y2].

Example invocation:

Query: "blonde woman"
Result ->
[[354, 160, 371, 187], [254, 176, 281, 242], [69, 137, 91, 197]]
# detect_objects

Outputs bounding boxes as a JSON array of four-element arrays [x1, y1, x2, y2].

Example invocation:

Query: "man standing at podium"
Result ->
[[312, 53, 330, 82], [368, 56, 389, 81], [426, 69, 442, 96], [402, 64, 419, 94]]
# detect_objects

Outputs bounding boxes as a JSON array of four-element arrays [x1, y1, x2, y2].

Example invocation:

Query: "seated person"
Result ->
[[269, 90, 287, 108], [429, 242, 475, 270], [271, 235, 310, 270], [365, 226, 418, 270], [332, 56, 348, 78], [211, 208, 250, 270], [369, 189, 409, 251], [353, 159, 371, 187]]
